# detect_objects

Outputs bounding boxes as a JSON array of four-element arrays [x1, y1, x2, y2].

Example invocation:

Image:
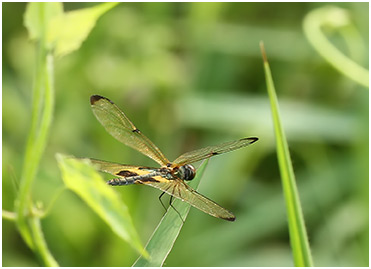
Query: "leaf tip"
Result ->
[[260, 41, 268, 63]]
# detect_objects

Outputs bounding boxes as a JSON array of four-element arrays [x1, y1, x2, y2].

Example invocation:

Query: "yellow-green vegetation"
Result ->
[[3, 2, 368, 267]]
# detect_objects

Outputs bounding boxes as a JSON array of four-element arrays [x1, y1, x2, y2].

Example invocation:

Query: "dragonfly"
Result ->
[[88, 95, 258, 221]]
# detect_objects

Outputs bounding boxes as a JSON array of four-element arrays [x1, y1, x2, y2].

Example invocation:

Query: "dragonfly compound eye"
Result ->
[[178, 164, 196, 181]]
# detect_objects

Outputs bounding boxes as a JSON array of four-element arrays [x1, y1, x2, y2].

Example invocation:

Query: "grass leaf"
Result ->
[[56, 154, 148, 259], [133, 160, 209, 267], [260, 42, 314, 267]]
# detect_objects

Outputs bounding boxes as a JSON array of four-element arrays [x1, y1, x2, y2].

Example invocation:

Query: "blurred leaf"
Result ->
[[261, 43, 313, 267], [24, 2, 63, 40], [4, 2, 368, 267], [48, 2, 119, 57], [56, 154, 148, 258], [24, 3, 118, 57], [133, 160, 209, 267]]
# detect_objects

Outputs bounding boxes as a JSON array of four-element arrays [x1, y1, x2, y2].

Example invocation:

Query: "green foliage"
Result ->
[[261, 43, 313, 266], [24, 3, 63, 41], [25, 2, 118, 57], [48, 3, 118, 57], [57, 154, 148, 258], [5, 2, 119, 266], [3, 2, 368, 267], [17, 3, 58, 265]]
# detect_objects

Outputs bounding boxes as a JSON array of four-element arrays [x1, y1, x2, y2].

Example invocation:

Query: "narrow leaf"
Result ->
[[133, 160, 209, 267], [56, 154, 148, 258], [260, 42, 313, 266]]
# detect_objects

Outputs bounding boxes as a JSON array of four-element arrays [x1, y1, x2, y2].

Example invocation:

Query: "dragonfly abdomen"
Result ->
[[107, 177, 136, 186], [107, 171, 165, 186]]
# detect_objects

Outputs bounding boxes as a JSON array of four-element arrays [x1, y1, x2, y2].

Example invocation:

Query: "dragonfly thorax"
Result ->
[[177, 164, 196, 181]]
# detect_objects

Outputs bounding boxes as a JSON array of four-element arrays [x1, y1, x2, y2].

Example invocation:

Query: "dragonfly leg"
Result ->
[[169, 195, 184, 223], [158, 193, 184, 223], [158, 191, 167, 212]]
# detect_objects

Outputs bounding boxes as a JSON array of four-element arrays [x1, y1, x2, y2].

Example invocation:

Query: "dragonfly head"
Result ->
[[178, 164, 196, 181]]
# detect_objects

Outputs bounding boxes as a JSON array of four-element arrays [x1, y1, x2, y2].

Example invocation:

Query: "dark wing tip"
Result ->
[[244, 137, 259, 144], [222, 215, 236, 222], [90, 95, 104, 105], [90, 95, 114, 105]]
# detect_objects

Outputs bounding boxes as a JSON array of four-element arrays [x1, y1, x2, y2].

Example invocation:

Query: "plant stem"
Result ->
[[2, 210, 17, 221], [29, 214, 59, 266], [16, 3, 57, 266]]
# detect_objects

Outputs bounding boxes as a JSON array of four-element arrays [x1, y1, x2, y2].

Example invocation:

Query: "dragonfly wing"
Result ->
[[90, 95, 170, 166], [139, 179, 236, 221], [173, 137, 258, 165]]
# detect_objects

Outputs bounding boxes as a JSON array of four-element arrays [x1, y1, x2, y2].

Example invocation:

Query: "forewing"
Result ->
[[90, 95, 169, 166], [173, 137, 258, 165], [139, 179, 235, 221]]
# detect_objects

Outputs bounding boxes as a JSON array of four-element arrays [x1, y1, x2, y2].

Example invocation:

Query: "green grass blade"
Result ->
[[133, 160, 209, 267], [56, 154, 148, 259], [260, 42, 313, 267]]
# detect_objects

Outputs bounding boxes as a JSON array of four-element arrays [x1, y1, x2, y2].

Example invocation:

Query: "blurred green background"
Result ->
[[2, 2, 368, 266]]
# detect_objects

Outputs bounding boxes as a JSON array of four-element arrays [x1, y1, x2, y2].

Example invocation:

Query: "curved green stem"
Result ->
[[303, 6, 368, 88], [29, 214, 59, 266]]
